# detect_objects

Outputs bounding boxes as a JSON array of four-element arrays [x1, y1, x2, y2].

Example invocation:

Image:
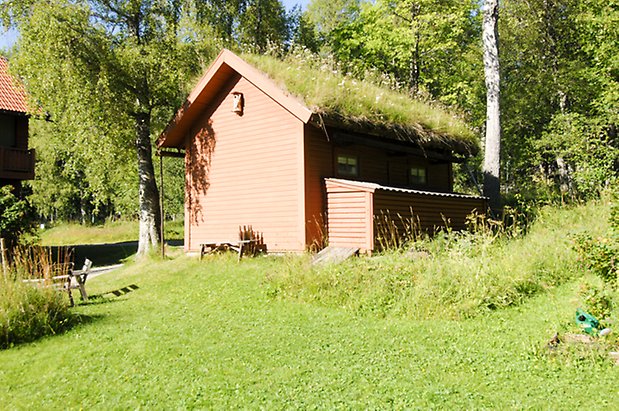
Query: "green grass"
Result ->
[[2, 200, 617, 407], [0, 254, 617, 408], [39, 220, 184, 246], [268, 199, 611, 320], [0, 277, 74, 349], [243, 51, 477, 152]]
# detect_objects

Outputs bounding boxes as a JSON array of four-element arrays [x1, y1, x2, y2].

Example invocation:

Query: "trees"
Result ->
[[303, 0, 483, 106], [481, 0, 501, 210], [0, 185, 34, 246], [499, 0, 618, 200], [3, 0, 196, 255]]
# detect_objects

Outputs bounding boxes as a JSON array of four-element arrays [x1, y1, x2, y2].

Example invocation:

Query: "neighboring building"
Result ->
[[0, 57, 34, 188], [158, 49, 486, 254]]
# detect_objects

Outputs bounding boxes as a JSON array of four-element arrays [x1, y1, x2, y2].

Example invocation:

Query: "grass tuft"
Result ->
[[0, 245, 76, 349], [0, 277, 74, 348], [266, 199, 611, 320]]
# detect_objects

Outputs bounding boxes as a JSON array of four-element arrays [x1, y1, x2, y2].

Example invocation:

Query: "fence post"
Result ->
[[1, 238, 8, 277]]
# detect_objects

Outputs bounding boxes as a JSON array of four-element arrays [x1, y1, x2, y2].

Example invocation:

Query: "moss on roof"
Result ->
[[241, 52, 479, 155]]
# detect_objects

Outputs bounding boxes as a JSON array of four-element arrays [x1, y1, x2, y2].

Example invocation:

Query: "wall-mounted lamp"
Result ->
[[231, 92, 244, 115]]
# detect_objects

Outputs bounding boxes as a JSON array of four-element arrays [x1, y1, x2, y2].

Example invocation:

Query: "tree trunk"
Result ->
[[482, 0, 501, 212], [135, 112, 161, 256]]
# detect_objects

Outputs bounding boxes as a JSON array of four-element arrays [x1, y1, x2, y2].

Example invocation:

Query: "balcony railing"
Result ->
[[0, 146, 35, 180]]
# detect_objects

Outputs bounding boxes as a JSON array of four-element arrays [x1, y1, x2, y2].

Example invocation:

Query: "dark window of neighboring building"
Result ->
[[337, 155, 358, 177], [410, 166, 427, 185], [0, 114, 16, 147]]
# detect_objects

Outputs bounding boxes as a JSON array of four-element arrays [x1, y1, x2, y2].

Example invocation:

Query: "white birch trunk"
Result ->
[[482, 0, 501, 211], [136, 112, 161, 256]]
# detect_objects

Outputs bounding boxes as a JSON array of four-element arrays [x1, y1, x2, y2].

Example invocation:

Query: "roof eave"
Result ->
[[311, 113, 479, 159], [158, 49, 313, 149]]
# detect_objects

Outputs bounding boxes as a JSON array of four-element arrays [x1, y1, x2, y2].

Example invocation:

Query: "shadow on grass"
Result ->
[[87, 284, 140, 302], [51, 240, 183, 267], [0, 312, 106, 350]]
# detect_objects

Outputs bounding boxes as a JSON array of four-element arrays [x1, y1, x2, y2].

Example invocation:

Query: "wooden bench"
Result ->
[[23, 258, 93, 306]]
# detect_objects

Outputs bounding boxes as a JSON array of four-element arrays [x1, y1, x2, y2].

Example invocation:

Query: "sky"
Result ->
[[0, 1, 310, 51]]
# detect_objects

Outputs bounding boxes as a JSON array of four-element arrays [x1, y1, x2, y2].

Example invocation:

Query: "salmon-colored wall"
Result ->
[[184, 75, 305, 252], [325, 183, 373, 252], [324, 180, 486, 253]]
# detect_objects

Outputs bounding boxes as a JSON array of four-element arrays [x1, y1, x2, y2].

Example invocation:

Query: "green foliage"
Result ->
[[268, 201, 609, 319], [0, 257, 75, 349], [329, 0, 482, 103], [499, 0, 618, 201], [0, 279, 72, 348], [237, 0, 289, 52], [573, 200, 619, 284], [535, 113, 618, 200], [0, 185, 35, 244], [578, 280, 614, 320]]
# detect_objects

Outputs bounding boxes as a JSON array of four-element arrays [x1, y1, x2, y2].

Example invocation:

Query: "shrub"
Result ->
[[577, 280, 615, 322], [0, 276, 74, 349], [573, 200, 618, 284], [0, 185, 36, 246], [0, 246, 76, 349]]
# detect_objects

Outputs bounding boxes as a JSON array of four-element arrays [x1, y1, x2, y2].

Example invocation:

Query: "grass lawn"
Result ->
[[39, 220, 184, 246], [1, 254, 618, 409]]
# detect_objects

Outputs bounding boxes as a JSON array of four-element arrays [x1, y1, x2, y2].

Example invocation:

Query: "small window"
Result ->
[[337, 155, 358, 177], [410, 166, 427, 185]]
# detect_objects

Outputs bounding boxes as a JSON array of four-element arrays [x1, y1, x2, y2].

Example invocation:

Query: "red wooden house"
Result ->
[[157, 50, 486, 253], [0, 57, 35, 188]]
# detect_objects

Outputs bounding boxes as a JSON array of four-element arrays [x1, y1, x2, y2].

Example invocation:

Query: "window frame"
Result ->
[[336, 153, 359, 178], [409, 165, 428, 186]]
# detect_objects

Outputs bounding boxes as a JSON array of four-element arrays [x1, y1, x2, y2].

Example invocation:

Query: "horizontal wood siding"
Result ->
[[185, 75, 305, 252], [373, 190, 487, 246], [325, 182, 373, 251], [334, 142, 452, 191], [304, 125, 333, 250], [427, 162, 451, 191]]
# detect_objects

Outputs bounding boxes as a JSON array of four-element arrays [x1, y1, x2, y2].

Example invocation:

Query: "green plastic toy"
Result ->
[[575, 308, 600, 335]]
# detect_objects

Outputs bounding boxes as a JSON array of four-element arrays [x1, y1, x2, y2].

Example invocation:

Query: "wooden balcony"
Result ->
[[0, 146, 35, 180]]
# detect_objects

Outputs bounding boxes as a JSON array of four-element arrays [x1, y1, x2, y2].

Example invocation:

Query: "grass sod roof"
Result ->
[[241, 52, 479, 156]]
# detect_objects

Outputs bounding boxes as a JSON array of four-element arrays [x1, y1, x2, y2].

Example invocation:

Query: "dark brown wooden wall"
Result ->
[[303, 125, 456, 249], [373, 190, 487, 237]]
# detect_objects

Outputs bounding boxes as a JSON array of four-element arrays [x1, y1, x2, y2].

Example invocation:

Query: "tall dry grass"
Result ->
[[0, 246, 75, 348], [266, 199, 611, 320]]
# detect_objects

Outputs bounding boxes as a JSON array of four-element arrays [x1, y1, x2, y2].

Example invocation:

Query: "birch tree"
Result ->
[[2, 0, 192, 255], [481, 0, 501, 210]]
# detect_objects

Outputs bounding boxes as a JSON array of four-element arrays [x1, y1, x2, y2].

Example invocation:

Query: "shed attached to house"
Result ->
[[158, 49, 487, 254], [325, 178, 486, 253]]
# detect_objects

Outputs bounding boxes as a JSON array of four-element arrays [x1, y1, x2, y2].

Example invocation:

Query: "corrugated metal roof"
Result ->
[[325, 178, 488, 200], [0, 57, 28, 114]]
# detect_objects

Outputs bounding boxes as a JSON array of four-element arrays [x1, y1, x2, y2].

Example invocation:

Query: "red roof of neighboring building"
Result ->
[[0, 57, 28, 114]]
